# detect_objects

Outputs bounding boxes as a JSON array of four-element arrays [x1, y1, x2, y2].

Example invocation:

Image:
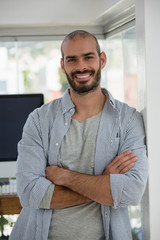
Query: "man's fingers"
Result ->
[[112, 152, 137, 169], [109, 151, 132, 167], [116, 154, 137, 168], [104, 151, 138, 175], [117, 156, 137, 172], [103, 151, 138, 175], [119, 162, 135, 174]]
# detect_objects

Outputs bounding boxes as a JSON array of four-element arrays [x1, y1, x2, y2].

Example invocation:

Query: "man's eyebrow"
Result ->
[[65, 52, 96, 60], [83, 52, 96, 56], [65, 55, 77, 60]]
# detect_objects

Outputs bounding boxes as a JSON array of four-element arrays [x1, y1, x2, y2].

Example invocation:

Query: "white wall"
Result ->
[[146, 1, 160, 239], [136, 0, 160, 239]]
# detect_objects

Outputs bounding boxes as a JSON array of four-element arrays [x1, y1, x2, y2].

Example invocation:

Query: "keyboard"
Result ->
[[0, 178, 17, 195]]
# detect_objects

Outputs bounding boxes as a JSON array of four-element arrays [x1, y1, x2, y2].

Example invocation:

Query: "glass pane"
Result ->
[[0, 42, 18, 94], [106, 28, 138, 109], [122, 28, 138, 109], [104, 33, 124, 102], [17, 41, 69, 103], [106, 27, 142, 240]]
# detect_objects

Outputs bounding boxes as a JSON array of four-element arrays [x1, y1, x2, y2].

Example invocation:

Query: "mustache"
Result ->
[[71, 70, 95, 78]]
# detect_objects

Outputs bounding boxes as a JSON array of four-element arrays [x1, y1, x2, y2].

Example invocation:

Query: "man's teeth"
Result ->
[[77, 74, 90, 79]]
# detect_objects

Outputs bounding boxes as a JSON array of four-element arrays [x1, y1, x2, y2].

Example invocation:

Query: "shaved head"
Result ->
[[61, 30, 101, 59]]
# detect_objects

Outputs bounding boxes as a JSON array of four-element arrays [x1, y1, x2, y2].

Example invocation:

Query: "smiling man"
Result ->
[[10, 30, 148, 240], [60, 32, 103, 94]]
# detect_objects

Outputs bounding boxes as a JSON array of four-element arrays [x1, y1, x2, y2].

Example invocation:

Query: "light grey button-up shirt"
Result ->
[[9, 88, 148, 240]]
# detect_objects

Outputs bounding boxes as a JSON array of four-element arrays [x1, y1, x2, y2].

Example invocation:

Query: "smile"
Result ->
[[74, 72, 93, 82], [76, 74, 91, 79]]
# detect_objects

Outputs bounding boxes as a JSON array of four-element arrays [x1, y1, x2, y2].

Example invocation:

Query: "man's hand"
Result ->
[[103, 150, 137, 175], [45, 165, 67, 185], [46, 167, 93, 209]]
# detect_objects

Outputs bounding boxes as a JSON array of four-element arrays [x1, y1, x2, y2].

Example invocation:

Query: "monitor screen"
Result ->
[[0, 94, 44, 162]]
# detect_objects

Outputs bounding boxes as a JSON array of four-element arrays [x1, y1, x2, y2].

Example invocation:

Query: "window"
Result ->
[[105, 27, 142, 240], [0, 41, 69, 102], [0, 42, 17, 94], [105, 27, 138, 109]]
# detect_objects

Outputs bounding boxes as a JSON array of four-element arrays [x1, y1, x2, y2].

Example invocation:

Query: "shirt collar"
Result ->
[[61, 88, 75, 114], [102, 88, 116, 107], [61, 88, 116, 114]]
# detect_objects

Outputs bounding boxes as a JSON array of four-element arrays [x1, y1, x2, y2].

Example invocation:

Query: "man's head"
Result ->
[[61, 30, 101, 59], [60, 30, 106, 94]]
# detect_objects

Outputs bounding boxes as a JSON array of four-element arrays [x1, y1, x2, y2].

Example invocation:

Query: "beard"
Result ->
[[64, 65, 101, 94]]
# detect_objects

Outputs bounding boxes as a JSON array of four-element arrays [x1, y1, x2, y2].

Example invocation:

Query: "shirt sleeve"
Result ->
[[39, 183, 55, 209], [110, 111, 148, 208], [16, 109, 52, 209]]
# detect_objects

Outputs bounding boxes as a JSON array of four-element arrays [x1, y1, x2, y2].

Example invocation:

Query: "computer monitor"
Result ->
[[0, 94, 44, 178]]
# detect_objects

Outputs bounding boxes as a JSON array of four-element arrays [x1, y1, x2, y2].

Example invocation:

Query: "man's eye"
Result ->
[[67, 58, 75, 63], [86, 56, 94, 60]]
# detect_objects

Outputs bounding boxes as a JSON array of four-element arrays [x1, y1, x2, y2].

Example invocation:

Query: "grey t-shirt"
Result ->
[[42, 112, 105, 240]]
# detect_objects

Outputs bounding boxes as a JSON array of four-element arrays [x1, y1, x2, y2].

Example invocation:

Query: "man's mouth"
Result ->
[[75, 73, 92, 81], [72, 71, 94, 82]]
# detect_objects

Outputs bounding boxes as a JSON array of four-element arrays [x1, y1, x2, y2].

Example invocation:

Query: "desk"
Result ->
[[0, 194, 22, 215]]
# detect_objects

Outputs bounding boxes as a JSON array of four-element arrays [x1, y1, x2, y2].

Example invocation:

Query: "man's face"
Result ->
[[61, 36, 106, 94]]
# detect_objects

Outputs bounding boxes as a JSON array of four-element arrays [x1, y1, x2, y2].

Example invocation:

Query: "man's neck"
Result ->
[[70, 86, 106, 122]]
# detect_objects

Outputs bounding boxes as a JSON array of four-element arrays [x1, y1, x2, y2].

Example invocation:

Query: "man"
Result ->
[[10, 30, 148, 240]]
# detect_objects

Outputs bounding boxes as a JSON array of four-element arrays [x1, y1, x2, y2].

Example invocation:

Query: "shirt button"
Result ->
[[65, 122, 68, 126], [56, 143, 59, 146]]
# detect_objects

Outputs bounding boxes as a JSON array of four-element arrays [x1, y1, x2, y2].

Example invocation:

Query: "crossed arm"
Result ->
[[45, 151, 137, 209]]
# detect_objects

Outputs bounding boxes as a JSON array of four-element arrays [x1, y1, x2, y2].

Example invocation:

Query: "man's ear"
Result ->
[[100, 52, 107, 69], [60, 58, 65, 74]]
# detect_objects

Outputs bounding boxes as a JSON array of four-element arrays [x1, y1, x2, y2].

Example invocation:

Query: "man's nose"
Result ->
[[77, 58, 87, 71]]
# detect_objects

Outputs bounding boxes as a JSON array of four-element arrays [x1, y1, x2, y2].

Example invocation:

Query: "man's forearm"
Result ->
[[46, 151, 136, 208], [46, 166, 113, 206], [62, 170, 113, 206], [50, 185, 92, 209]]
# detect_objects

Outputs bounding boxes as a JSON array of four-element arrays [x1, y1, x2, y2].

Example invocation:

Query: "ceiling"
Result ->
[[0, 0, 112, 27], [0, 0, 135, 39]]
